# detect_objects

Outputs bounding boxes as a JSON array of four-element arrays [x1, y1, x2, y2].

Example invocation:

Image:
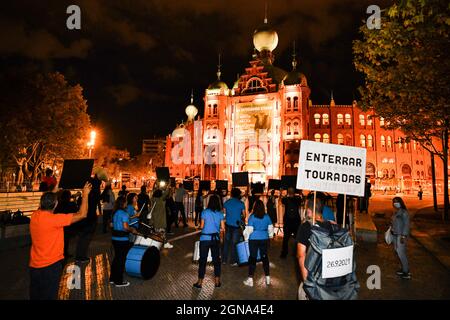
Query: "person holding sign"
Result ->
[[280, 188, 302, 259]]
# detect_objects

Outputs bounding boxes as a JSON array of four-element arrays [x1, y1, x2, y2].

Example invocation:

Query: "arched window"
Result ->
[[345, 114, 352, 125], [345, 134, 352, 146], [367, 135, 373, 148], [323, 133, 330, 143], [380, 117, 385, 127], [244, 77, 266, 94], [213, 104, 218, 116], [208, 104, 212, 117], [322, 113, 329, 125], [286, 122, 291, 135], [359, 114, 365, 126], [337, 133, 344, 145], [293, 121, 299, 135], [287, 97, 292, 112], [387, 136, 392, 149], [286, 163, 292, 168], [293, 97, 299, 111], [337, 114, 344, 125], [360, 134, 366, 147], [314, 133, 321, 142], [380, 135, 386, 148], [367, 115, 373, 127], [314, 113, 321, 125]]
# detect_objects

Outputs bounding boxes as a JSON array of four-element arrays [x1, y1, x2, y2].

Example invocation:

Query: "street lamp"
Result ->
[[87, 130, 96, 158]]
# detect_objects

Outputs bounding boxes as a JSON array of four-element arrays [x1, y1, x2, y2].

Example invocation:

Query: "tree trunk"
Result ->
[[431, 152, 438, 212], [443, 127, 449, 221]]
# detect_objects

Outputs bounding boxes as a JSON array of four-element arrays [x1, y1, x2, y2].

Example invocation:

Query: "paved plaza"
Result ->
[[1, 195, 449, 300]]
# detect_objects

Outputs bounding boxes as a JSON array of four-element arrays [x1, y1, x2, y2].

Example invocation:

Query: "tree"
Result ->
[[353, 0, 450, 219], [0, 71, 91, 186]]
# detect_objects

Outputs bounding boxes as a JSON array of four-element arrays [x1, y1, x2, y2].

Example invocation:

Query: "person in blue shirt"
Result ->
[[243, 199, 274, 287], [126, 193, 140, 242], [110, 196, 138, 287], [193, 195, 225, 289], [222, 188, 246, 266]]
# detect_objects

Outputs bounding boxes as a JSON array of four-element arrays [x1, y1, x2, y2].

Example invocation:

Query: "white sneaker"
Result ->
[[243, 277, 254, 287], [265, 276, 271, 286], [114, 281, 130, 287], [164, 242, 174, 249]]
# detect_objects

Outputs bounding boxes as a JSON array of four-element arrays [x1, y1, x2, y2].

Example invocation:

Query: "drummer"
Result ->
[[110, 196, 138, 287], [193, 194, 225, 289], [126, 193, 140, 242]]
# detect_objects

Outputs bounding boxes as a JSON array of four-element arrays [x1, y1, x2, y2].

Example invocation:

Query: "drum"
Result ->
[[192, 240, 213, 263], [125, 245, 160, 280], [134, 234, 163, 250], [236, 241, 261, 265]]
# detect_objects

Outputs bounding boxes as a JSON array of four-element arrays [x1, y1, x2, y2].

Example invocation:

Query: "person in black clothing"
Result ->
[[359, 181, 372, 213], [248, 189, 258, 214], [267, 190, 278, 225], [137, 185, 150, 218], [280, 188, 302, 258], [54, 189, 79, 260], [194, 190, 203, 227], [166, 189, 177, 234], [118, 185, 128, 198], [75, 175, 101, 263]]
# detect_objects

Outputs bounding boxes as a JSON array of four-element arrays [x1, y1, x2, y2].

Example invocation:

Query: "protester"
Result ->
[[101, 182, 115, 233], [391, 197, 411, 280], [118, 185, 128, 198], [40, 168, 57, 192], [280, 188, 302, 258], [126, 193, 140, 243], [315, 192, 335, 222], [418, 186, 423, 200], [137, 185, 150, 218], [296, 197, 333, 299], [222, 188, 246, 266], [29, 182, 91, 300], [193, 195, 225, 288], [166, 188, 177, 234], [248, 189, 258, 215], [174, 183, 188, 227], [243, 200, 273, 287], [266, 190, 278, 226], [109, 196, 138, 287], [75, 175, 101, 263], [54, 190, 79, 260], [151, 188, 173, 249], [359, 181, 372, 213], [194, 190, 204, 227]]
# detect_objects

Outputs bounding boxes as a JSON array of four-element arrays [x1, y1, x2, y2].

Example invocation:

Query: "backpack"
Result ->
[[303, 222, 359, 300]]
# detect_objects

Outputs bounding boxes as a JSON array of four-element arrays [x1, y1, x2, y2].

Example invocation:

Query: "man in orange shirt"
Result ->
[[29, 182, 92, 300]]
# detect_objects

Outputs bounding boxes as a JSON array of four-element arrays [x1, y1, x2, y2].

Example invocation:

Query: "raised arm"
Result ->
[[71, 182, 92, 224]]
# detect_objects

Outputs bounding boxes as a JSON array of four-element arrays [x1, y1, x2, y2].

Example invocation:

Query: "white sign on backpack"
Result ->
[[321, 245, 354, 279]]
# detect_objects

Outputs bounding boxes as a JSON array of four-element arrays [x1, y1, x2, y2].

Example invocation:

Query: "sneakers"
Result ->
[[396, 270, 404, 276], [399, 272, 412, 280], [243, 277, 254, 287], [164, 242, 174, 249], [265, 276, 271, 285], [231, 263, 238, 267], [114, 281, 130, 287]]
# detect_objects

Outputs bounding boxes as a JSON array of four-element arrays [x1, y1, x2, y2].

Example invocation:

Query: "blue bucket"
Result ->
[[125, 245, 160, 280], [236, 241, 261, 265]]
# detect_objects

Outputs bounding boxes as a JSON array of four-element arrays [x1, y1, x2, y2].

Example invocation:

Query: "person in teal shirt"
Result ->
[[110, 196, 137, 287], [222, 188, 246, 265], [243, 199, 273, 287], [125, 193, 139, 242], [194, 195, 225, 289]]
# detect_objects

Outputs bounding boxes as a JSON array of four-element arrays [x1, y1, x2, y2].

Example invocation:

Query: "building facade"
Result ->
[[165, 20, 447, 192]]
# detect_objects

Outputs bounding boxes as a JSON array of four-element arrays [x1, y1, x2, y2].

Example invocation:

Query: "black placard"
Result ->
[[156, 167, 170, 181], [170, 177, 176, 187], [281, 175, 297, 189], [183, 180, 194, 191], [250, 182, 265, 194], [59, 159, 94, 190], [215, 180, 228, 191], [199, 180, 211, 191], [232, 172, 249, 187], [268, 179, 281, 190]]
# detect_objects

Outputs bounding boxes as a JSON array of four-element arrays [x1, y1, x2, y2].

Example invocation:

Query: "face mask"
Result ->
[[393, 202, 401, 209]]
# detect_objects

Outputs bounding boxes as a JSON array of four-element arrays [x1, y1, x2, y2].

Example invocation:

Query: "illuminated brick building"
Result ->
[[165, 19, 447, 192]]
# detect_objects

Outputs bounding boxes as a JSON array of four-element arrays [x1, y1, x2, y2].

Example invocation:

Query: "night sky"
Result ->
[[0, 0, 390, 155]]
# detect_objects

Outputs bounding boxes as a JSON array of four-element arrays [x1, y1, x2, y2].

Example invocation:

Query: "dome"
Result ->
[[208, 80, 229, 90], [172, 124, 186, 139], [283, 71, 307, 86], [253, 23, 278, 52], [185, 104, 198, 121]]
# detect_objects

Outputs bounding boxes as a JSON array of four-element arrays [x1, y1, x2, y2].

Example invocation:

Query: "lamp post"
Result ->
[[87, 130, 96, 158]]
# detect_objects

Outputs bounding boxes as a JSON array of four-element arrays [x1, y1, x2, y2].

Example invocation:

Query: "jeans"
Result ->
[[175, 202, 187, 226], [281, 218, 300, 256], [30, 260, 63, 300], [110, 240, 132, 284], [222, 225, 241, 264], [393, 235, 409, 273], [75, 220, 97, 260], [198, 240, 221, 279], [102, 209, 113, 233], [248, 239, 269, 277]]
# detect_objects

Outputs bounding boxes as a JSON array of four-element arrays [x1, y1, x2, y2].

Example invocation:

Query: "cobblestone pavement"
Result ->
[[1, 195, 450, 300]]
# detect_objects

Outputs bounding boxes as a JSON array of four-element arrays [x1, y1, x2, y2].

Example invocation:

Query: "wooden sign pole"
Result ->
[[312, 191, 317, 225], [342, 194, 347, 228]]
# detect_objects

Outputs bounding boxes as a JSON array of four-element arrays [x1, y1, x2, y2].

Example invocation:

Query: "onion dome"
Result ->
[[253, 22, 278, 52], [172, 123, 186, 139], [185, 90, 198, 122]]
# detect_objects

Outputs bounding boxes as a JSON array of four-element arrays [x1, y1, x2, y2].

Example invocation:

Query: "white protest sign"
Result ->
[[322, 245, 354, 279], [296, 140, 367, 197]]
